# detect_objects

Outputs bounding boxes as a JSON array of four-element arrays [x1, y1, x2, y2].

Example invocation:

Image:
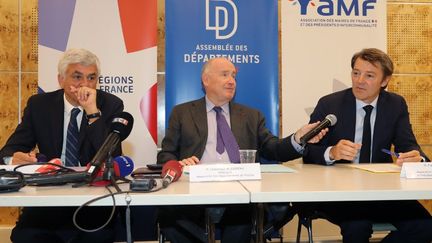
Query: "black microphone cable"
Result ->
[[72, 181, 164, 243]]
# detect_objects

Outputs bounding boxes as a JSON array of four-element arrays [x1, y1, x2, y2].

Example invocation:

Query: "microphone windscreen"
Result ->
[[35, 158, 62, 174], [113, 156, 134, 177], [161, 160, 183, 182], [111, 112, 134, 141], [36, 153, 47, 162]]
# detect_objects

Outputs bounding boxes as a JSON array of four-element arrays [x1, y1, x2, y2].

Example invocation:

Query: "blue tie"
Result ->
[[65, 108, 81, 166], [214, 107, 240, 163]]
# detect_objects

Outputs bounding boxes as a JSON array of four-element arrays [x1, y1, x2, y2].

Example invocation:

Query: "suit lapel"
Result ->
[[344, 90, 357, 141], [190, 98, 208, 141], [52, 90, 65, 155], [229, 102, 243, 142], [372, 91, 388, 161]]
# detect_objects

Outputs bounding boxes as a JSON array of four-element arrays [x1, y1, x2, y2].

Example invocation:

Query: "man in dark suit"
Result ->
[[0, 48, 124, 243], [302, 48, 432, 243], [157, 57, 327, 243]]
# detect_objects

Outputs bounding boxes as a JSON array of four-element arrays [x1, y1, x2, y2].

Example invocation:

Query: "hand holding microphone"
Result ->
[[161, 160, 183, 188], [298, 114, 337, 145]]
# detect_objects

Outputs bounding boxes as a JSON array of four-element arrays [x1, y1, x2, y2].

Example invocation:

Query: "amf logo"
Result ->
[[293, 0, 377, 16], [205, 0, 238, 39]]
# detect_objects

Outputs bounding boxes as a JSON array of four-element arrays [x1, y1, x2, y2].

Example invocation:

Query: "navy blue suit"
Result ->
[[300, 88, 432, 243], [0, 89, 124, 243], [303, 88, 428, 164]]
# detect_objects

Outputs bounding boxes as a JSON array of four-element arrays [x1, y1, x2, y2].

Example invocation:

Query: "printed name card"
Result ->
[[189, 163, 261, 182], [400, 162, 432, 179]]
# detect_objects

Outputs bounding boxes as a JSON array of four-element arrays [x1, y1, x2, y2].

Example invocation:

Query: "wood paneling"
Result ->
[[21, 0, 38, 72], [0, 74, 19, 146], [388, 3, 432, 73], [0, 0, 19, 71]]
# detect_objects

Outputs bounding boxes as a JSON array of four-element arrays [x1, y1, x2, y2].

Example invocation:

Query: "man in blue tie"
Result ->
[[0, 48, 124, 243], [157, 57, 328, 243]]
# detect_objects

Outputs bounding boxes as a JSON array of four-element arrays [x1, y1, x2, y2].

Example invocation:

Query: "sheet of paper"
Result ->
[[260, 164, 297, 173], [343, 163, 401, 173]]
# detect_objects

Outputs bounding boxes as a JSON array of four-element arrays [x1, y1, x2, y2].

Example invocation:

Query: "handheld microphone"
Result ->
[[300, 114, 337, 145], [87, 112, 134, 179], [161, 160, 183, 188]]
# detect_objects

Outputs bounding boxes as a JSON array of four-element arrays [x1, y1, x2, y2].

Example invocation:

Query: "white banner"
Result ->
[[281, 0, 387, 135], [38, 0, 158, 166]]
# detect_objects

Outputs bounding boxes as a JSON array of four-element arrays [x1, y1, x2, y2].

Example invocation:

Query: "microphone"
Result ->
[[300, 114, 337, 145], [113, 156, 134, 177], [89, 155, 134, 186], [36, 153, 47, 162], [161, 160, 183, 188], [35, 158, 62, 174], [87, 112, 134, 179], [25, 171, 89, 186]]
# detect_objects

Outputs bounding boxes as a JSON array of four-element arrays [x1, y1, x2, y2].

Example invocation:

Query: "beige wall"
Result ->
[[0, 0, 431, 240]]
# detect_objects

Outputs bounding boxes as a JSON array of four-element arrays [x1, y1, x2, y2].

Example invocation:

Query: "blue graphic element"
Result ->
[[166, 0, 279, 136], [38, 0, 76, 51]]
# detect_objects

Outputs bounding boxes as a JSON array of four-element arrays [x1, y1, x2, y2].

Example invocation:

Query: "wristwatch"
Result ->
[[86, 110, 101, 120]]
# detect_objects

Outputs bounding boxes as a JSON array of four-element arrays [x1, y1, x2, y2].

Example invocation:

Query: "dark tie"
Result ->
[[65, 108, 81, 166], [214, 106, 240, 163], [359, 105, 373, 163]]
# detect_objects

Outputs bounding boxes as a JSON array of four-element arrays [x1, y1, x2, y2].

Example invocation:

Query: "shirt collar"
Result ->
[[205, 96, 230, 114], [356, 96, 378, 111], [63, 94, 82, 114]]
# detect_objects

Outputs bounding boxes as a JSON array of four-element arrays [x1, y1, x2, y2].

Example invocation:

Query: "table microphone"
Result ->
[[90, 155, 135, 186], [161, 160, 183, 188]]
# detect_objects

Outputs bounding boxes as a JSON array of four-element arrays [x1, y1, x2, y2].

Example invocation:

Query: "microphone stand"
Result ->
[[103, 154, 122, 192]]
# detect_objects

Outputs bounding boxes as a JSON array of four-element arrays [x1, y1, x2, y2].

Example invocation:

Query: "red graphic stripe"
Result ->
[[118, 0, 157, 52], [140, 83, 158, 144]]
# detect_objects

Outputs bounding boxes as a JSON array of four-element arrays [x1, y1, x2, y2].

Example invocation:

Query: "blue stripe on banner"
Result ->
[[166, 0, 279, 135]]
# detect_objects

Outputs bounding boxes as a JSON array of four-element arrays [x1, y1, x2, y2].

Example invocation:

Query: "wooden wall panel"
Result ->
[[0, 74, 18, 147], [0, 0, 19, 71], [21, 73, 38, 113], [388, 3, 432, 73], [388, 76, 432, 146], [21, 0, 38, 72]]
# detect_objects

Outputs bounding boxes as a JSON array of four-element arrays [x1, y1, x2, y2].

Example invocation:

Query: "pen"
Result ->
[[381, 148, 399, 158]]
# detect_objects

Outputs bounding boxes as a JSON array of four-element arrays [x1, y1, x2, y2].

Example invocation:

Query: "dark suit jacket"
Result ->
[[157, 97, 300, 164], [0, 89, 124, 165], [303, 88, 428, 165]]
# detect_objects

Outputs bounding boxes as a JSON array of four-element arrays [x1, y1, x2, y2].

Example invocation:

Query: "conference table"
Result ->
[[0, 171, 250, 243], [240, 163, 432, 243], [2, 163, 432, 243]]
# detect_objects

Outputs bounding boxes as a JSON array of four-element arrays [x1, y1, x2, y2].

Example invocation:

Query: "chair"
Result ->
[[262, 203, 297, 243], [296, 210, 397, 243]]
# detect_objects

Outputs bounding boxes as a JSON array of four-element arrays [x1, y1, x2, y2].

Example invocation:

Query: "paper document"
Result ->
[[260, 164, 297, 173], [343, 163, 401, 173]]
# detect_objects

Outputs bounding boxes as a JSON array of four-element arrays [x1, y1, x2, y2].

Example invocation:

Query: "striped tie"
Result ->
[[65, 108, 81, 166]]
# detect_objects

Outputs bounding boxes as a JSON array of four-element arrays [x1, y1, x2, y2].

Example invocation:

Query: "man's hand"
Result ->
[[179, 156, 200, 166], [70, 86, 98, 114], [12, 151, 38, 165], [395, 150, 422, 166], [294, 121, 329, 144], [329, 139, 361, 161]]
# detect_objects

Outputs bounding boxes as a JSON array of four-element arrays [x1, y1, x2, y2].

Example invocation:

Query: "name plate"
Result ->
[[189, 163, 261, 182], [400, 162, 432, 179]]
